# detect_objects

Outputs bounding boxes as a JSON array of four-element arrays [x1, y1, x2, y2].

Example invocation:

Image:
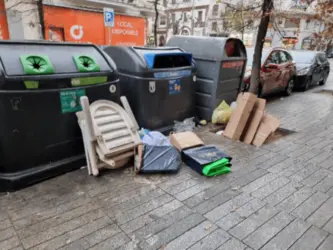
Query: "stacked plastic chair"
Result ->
[[77, 96, 141, 176]]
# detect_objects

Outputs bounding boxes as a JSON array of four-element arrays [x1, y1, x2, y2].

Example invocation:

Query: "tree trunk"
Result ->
[[154, 0, 159, 46], [248, 0, 274, 94]]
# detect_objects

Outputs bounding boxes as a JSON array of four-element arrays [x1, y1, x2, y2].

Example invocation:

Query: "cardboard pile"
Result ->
[[224, 93, 280, 147]]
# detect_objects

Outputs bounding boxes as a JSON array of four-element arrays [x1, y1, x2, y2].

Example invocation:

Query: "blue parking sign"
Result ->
[[104, 8, 114, 27]]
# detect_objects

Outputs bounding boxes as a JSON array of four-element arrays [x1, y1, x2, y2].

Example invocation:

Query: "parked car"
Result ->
[[243, 48, 296, 97], [289, 50, 330, 91], [327, 51, 333, 58]]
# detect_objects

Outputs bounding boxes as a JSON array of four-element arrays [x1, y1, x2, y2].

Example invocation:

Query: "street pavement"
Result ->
[[1, 62, 333, 250]]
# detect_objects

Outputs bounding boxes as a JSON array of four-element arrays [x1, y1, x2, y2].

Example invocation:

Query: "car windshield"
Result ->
[[289, 51, 315, 64], [246, 48, 270, 66]]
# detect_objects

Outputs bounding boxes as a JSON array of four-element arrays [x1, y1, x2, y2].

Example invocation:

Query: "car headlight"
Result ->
[[297, 67, 310, 76]]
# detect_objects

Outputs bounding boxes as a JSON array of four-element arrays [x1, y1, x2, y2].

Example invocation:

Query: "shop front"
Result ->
[[43, 5, 146, 46], [282, 37, 298, 49], [0, 0, 9, 40]]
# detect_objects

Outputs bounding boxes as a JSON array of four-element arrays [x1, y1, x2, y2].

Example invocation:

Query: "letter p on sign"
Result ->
[[104, 8, 114, 27]]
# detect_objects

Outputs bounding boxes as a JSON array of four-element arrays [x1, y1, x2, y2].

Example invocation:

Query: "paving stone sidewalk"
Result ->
[[1, 65, 333, 249]]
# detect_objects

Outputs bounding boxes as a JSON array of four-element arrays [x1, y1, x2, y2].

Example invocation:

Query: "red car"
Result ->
[[243, 48, 296, 97]]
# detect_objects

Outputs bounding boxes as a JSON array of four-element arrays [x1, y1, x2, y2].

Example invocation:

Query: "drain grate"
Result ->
[[265, 127, 296, 144], [315, 89, 333, 95]]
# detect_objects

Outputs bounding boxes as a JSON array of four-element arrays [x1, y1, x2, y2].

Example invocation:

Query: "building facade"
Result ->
[[1, 0, 161, 45], [155, 0, 326, 50]]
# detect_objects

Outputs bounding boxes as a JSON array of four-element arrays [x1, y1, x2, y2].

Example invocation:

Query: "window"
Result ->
[[172, 0, 176, 4], [212, 22, 217, 31], [318, 53, 327, 64], [183, 0, 190, 2], [183, 13, 188, 22], [286, 52, 293, 62], [172, 13, 176, 23], [266, 51, 280, 64], [159, 15, 166, 26], [212, 5, 219, 16], [285, 18, 300, 28], [279, 51, 289, 63], [198, 11, 203, 22]]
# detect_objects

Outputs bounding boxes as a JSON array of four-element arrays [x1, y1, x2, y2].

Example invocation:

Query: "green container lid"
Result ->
[[73, 55, 100, 72], [20, 55, 54, 75]]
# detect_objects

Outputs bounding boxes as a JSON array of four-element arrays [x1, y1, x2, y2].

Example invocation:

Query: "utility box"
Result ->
[[167, 36, 247, 121], [103, 46, 196, 132], [0, 41, 120, 191]]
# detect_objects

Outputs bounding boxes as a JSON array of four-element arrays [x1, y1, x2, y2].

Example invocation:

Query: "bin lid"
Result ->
[[0, 41, 114, 76], [103, 46, 193, 72], [166, 36, 246, 61]]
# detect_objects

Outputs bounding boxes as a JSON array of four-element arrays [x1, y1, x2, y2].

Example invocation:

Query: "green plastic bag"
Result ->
[[212, 101, 232, 124]]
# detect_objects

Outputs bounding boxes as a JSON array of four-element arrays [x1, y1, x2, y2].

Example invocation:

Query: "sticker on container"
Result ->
[[109, 84, 117, 93], [60, 89, 86, 114], [71, 76, 107, 87], [169, 79, 181, 95], [149, 81, 156, 93], [24, 81, 39, 89]]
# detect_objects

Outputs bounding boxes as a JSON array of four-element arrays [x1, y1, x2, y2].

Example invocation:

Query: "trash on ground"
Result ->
[[77, 96, 142, 176], [135, 131, 183, 174], [242, 98, 266, 144], [230, 101, 237, 110], [224, 92, 280, 147], [212, 100, 232, 125], [216, 130, 224, 136], [224, 92, 257, 140], [170, 131, 204, 152], [182, 145, 232, 176], [199, 120, 208, 126], [139, 128, 150, 139], [138, 131, 181, 173], [173, 117, 196, 133]]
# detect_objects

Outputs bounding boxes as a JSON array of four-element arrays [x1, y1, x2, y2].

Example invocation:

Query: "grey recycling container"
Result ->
[[0, 40, 120, 191], [103, 46, 196, 132], [167, 36, 247, 121]]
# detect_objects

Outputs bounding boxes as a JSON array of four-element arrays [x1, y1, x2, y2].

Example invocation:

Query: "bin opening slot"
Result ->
[[224, 39, 246, 58], [144, 53, 192, 69], [20, 55, 54, 75], [73, 55, 100, 72]]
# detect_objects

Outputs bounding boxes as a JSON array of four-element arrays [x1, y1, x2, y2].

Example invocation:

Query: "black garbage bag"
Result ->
[[139, 131, 181, 173]]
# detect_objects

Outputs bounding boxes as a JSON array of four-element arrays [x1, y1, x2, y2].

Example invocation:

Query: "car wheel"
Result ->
[[284, 78, 294, 96], [319, 73, 328, 85], [302, 77, 311, 91]]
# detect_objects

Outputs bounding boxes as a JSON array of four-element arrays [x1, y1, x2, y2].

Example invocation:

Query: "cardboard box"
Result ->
[[170, 131, 204, 152], [224, 92, 257, 141], [242, 98, 266, 144], [252, 113, 280, 147]]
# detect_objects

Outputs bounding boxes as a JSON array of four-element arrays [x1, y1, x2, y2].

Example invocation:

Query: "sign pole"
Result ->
[[108, 27, 111, 45], [104, 8, 114, 46]]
